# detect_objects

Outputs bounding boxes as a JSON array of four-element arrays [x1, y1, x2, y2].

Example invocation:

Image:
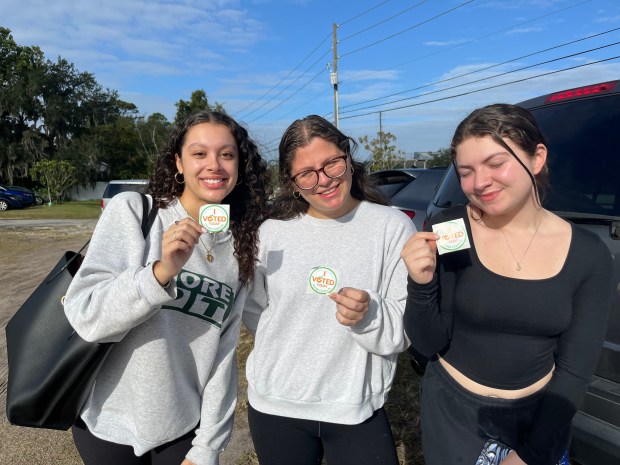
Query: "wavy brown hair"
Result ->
[[147, 110, 269, 284], [450, 103, 549, 206], [270, 115, 387, 220]]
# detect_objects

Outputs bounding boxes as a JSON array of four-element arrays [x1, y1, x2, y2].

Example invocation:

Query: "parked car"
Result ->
[[101, 179, 149, 210], [370, 167, 447, 230], [423, 80, 620, 465], [0, 183, 36, 210]]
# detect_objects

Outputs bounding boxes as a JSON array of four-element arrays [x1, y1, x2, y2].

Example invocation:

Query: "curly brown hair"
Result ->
[[270, 115, 387, 220], [147, 110, 269, 284]]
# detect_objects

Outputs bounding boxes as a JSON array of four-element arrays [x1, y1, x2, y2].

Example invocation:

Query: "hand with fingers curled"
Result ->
[[329, 287, 371, 327], [153, 218, 207, 287], [400, 231, 440, 285]]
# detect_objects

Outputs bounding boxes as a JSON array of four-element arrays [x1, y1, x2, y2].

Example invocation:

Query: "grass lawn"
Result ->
[[0, 200, 101, 220]]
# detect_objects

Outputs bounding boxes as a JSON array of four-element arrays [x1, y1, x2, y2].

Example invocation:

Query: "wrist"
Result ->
[[152, 260, 173, 288]]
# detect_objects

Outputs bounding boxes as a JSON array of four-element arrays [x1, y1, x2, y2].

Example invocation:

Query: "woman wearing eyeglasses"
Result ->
[[242, 115, 415, 465]]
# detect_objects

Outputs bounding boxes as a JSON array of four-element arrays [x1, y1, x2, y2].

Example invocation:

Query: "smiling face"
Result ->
[[290, 137, 358, 219], [176, 122, 239, 218], [455, 135, 546, 218]]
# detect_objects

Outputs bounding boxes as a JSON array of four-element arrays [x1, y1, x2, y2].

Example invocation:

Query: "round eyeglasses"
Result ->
[[291, 155, 349, 190]]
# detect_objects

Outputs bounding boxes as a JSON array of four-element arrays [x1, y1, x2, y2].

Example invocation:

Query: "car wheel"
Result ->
[[35, 195, 44, 205], [0, 199, 9, 211]]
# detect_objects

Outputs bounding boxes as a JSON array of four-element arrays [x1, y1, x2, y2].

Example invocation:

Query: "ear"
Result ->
[[532, 144, 547, 175], [175, 153, 183, 174]]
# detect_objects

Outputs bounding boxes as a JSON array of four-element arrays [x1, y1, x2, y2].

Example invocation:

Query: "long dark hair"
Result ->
[[147, 110, 269, 284], [450, 103, 549, 206], [270, 115, 387, 220]]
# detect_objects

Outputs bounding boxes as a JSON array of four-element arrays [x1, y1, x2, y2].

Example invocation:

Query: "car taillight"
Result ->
[[101, 199, 105, 210], [545, 81, 617, 103], [400, 209, 415, 220]]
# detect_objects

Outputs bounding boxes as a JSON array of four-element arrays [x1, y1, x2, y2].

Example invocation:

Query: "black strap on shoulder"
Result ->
[[140, 193, 159, 238]]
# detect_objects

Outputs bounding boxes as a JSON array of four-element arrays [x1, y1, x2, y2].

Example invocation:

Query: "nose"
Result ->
[[473, 168, 492, 192], [205, 153, 222, 171], [316, 168, 332, 186]]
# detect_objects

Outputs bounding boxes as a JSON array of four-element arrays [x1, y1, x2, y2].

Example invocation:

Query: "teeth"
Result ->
[[204, 179, 223, 184], [322, 187, 337, 195]]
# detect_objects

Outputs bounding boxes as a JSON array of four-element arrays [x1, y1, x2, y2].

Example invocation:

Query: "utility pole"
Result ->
[[330, 23, 339, 128]]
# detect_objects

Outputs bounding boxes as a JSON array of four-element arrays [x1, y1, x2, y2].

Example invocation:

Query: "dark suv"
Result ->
[[424, 80, 620, 465]]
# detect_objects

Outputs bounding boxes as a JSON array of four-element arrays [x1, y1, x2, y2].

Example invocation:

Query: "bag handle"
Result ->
[[47, 193, 158, 284]]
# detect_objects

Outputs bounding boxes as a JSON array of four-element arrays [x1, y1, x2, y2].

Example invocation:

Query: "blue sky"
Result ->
[[3, 0, 620, 161]]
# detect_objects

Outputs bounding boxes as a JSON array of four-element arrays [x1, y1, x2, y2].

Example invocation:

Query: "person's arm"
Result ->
[[64, 193, 173, 342], [515, 235, 613, 465], [185, 289, 246, 465], [335, 217, 415, 356]]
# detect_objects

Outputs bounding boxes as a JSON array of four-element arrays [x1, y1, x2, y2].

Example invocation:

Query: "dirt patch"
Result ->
[[0, 224, 423, 465]]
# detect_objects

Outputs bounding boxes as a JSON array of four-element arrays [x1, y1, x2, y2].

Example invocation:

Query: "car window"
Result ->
[[103, 183, 147, 198], [529, 96, 620, 217]]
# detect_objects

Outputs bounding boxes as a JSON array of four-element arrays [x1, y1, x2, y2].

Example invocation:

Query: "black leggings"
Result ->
[[248, 404, 399, 465], [71, 418, 195, 465]]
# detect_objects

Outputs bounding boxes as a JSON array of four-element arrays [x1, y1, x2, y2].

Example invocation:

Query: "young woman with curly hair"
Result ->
[[65, 110, 269, 465]]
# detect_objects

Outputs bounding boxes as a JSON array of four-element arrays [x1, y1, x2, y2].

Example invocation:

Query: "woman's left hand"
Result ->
[[500, 450, 527, 465], [330, 287, 370, 326]]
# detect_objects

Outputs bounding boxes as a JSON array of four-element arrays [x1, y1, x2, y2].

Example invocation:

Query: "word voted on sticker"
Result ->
[[432, 218, 471, 255], [308, 266, 339, 294], [199, 204, 230, 233]]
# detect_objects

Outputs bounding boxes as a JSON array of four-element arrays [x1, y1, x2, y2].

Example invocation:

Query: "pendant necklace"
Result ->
[[181, 203, 217, 263], [201, 233, 216, 263], [499, 213, 543, 271]]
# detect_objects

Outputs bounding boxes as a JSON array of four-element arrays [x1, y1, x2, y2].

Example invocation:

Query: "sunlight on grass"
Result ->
[[0, 200, 101, 219]]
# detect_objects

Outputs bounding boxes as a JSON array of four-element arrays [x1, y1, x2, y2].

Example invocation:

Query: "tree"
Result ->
[[428, 148, 452, 168], [174, 90, 225, 124], [31, 159, 77, 203], [359, 131, 404, 172]]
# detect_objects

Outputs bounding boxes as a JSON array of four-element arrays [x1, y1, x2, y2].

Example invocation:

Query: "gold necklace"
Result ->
[[499, 213, 543, 271], [179, 201, 216, 263], [200, 233, 216, 263]]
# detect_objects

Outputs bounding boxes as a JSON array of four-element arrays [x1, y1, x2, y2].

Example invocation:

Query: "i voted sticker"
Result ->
[[199, 204, 230, 233], [308, 266, 338, 294], [432, 218, 471, 255]]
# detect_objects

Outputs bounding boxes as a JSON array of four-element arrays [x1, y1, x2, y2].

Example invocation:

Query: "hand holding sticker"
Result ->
[[432, 218, 471, 255], [330, 287, 370, 327]]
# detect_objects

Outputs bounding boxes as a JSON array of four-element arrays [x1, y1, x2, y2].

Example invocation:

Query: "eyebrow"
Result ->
[[457, 151, 509, 169], [295, 154, 343, 172], [186, 142, 238, 151]]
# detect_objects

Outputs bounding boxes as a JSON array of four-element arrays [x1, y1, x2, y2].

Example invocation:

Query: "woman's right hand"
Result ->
[[401, 231, 439, 285], [153, 218, 206, 286]]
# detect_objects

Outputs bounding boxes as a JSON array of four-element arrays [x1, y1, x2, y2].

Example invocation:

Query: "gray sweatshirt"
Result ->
[[243, 201, 415, 424], [64, 192, 245, 465]]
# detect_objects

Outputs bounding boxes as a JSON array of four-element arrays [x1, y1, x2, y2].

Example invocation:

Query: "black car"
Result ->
[[370, 167, 446, 231], [424, 80, 620, 465]]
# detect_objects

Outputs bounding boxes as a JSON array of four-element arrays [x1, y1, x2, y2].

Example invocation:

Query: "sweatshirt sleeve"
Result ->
[[64, 193, 173, 342], [186, 288, 246, 465], [515, 234, 613, 465], [348, 214, 415, 356]]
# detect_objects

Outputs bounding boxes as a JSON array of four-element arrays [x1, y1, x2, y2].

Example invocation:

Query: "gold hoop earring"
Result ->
[[293, 191, 300, 198], [174, 172, 184, 184], [236, 179, 242, 186]]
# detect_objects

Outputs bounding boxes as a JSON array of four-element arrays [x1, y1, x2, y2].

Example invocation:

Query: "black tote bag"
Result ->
[[5, 193, 158, 430]]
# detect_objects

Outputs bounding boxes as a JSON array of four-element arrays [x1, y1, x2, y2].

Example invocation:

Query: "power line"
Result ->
[[340, 41, 620, 115], [339, 0, 430, 43], [235, 32, 331, 117], [243, 49, 331, 120], [339, 0, 394, 27], [341, 27, 620, 111], [342, 0, 593, 84], [340, 55, 620, 120], [339, 0, 475, 58], [248, 66, 327, 123]]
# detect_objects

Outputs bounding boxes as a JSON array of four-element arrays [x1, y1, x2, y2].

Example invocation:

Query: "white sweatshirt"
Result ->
[[243, 201, 415, 424], [64, 192, 245, 465]]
